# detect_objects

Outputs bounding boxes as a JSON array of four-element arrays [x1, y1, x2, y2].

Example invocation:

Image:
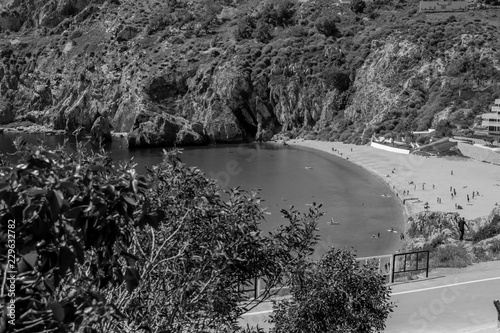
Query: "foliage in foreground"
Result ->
[[270, 249, 394, 333], [0, 140, 395, 332], [0, 140, 322, 332]]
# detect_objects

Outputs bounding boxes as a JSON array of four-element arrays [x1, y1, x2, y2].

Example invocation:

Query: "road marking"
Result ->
[[242, 276, 500, 316], [242, 309, 273, 316], [392, 276, 500, 295], [461, 324, 497, 332]]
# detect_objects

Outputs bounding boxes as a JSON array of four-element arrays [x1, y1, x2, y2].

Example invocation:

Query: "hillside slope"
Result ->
[[1, 0, 499, 146]]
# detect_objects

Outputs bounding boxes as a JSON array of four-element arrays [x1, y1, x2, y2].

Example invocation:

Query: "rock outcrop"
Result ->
[[1, 0, 499, 147]]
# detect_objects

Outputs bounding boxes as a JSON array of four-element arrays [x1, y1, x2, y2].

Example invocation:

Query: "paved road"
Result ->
[[240, 262, 500, 332]]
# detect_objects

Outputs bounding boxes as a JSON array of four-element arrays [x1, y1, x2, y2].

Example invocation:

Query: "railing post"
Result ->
[[254, 276, 259, 299], [391, 254, 396, 283], [426, 251, 430, 278]]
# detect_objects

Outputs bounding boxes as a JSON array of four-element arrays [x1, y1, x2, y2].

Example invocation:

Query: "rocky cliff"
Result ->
[[1, 0, 499, 147], [405, 207, 500, 264]]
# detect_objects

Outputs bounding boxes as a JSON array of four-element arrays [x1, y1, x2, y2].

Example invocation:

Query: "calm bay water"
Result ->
[[0, 132, 403, 257]]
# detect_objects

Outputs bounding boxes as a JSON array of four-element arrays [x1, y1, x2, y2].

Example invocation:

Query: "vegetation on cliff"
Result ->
[[0, 0, 499, 146], [402, 207, 500, 270]]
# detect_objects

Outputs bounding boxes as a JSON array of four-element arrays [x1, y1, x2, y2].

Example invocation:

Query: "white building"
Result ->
[[482, 99, 500, 136], [419, 0, 469, 12]]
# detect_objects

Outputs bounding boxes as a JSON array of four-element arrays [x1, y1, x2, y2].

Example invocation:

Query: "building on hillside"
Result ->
[[411, 129, 436, 137], [481, 99, 500, 136], [419, 0, 469, 12]]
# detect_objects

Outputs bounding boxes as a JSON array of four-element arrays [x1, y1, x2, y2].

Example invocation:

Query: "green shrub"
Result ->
[[260, 0, 297, 27], [0, 142, 322, 332], [253, 21, 273, 43], [489, 238, 500, 256], [430, 233, 447, 248], [471, 217, 500, 242], [234, 15, 255, 40], [350, 0, 366, 13], [322, 67, 350, 92], [315, 16, 340, 38], [472, 246, 488, 262], [432, 244, 471, 268]]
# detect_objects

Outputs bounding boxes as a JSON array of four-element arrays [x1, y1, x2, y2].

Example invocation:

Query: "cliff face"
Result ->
[[405, 207, 500, 263], [1, 0, 499, 146]]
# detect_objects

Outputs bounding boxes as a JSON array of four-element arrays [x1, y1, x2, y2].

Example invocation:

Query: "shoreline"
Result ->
[[283, 141, 407, 256], [287, 140, 500, 239]]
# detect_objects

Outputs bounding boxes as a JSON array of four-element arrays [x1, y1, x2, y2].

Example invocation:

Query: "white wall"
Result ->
[[419, 1, 468, 11], [371, 142, 410, 154]]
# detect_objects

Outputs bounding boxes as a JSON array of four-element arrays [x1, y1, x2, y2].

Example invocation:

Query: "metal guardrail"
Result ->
[[391, 250, 430, 283], [357, 254, 393, 284], [239, 250, 431, 299]]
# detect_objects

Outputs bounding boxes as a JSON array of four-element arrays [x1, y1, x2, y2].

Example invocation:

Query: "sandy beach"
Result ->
[[289, 140, 500, 224]]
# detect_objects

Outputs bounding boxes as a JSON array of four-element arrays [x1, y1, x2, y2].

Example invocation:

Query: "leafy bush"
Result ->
[[430, 233, 447, 248], [322, 67, 351, 92], [315, 16, 340, 38], [260, 0, 297, 27], [270, 249, 394, 332], [472, 246, 487, 262], [234, 15, 255, 40], [488, 238, 500, 256], [253, 21, 273, 43], [471, 216, 500, 242], [0, 142, 322, 332], [432, 244, 471, 268], [350, 0, 366, 13]]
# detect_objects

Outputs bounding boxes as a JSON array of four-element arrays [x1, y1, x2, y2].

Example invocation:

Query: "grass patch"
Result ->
[[431, 244, 471, 268]]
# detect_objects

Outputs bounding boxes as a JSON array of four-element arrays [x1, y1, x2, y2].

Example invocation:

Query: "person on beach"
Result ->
[[451, 170, 453, 175], [457, 217, 469, 241], [454, 189, 456, 196], [467, 194, 470, 203]]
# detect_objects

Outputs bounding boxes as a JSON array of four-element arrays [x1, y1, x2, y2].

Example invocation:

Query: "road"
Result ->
[[240, 262, 500, 332]]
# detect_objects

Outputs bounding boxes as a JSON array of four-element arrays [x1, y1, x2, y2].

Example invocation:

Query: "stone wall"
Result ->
[[457, 142, 500, 165]]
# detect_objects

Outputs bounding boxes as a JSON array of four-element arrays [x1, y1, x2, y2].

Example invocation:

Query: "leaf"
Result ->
[[122, 196, 137, 206], [130, 179, 138, 194], [121, 251, 140, 267], [89, 165, 106, 172], [44, 276, 55, 293], [25, 188, 48, 196], [70, 240, 85, 264], [47, 190, 64, 221], [0, 182, 10, 192], [58, 246, 76, 275], [124, 267, 140, 293], [23, 204, 40, 220], [114, 268, 124, 285], [60, 181, 80, 195], [17, 255, 35, 273], [145, 210, 165, 230], [49, 302, 65, 322]]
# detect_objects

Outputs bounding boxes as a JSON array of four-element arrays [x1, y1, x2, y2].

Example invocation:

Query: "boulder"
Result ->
[[176, 127, 207, 146], [0, 97, 15, 124], [116, 25, 140, 42], [127, 113, 182, 148], [90, 115, 112, 143]]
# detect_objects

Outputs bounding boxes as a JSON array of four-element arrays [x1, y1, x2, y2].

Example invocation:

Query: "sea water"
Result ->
[[0, 132, 403, 257]]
